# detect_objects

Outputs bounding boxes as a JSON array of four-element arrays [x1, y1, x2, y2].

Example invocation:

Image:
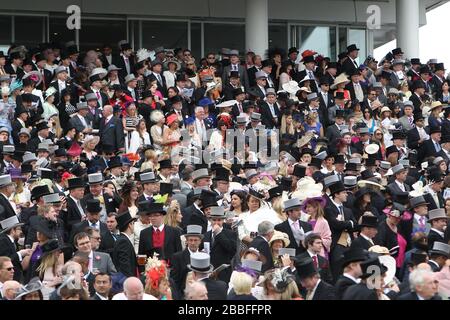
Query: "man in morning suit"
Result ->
[[112, 211, 138, 277], [249, 221, 276, 273]]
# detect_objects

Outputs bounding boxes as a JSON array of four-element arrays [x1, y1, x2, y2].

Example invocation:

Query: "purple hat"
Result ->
[[301, 196, 327, 212], [8, 168, 26, 181]]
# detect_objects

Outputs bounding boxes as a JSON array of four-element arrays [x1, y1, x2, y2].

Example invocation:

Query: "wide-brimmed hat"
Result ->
[[40, 239, 62, 257], [158, 159, 173, 170], [331, 73, 350, 89], [0, 215, 24, 233], [187, 252, 214, 273], [269, 230, 290, 247], [163, 59, 181, 71], [14, 277, 43, 300], [34, 217, 56, 239], [267, 185, 283, 202], [183, 225, 204, 238], [282, 80, 301, 94], [116, 211, 137, 230]]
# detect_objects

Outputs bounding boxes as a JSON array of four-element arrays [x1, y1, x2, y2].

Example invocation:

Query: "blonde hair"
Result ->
[[280, 113, 295, 136], [280, 281, 301, 300], [272, 197, 287, 221], [231, 271, 253, 295], [36, 250, 60, 280], [37, 204, 53, 217], [164, 200, 181, 228]]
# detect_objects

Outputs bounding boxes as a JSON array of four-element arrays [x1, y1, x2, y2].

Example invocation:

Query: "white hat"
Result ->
[[365, 144, 380, 155]]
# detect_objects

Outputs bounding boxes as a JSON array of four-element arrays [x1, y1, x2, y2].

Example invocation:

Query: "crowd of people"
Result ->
[[0, 38, 449, 301]]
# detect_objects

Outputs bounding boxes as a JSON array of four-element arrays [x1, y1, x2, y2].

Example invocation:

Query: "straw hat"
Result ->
[[269, 230, 290, 247], [331, 73, 350, 89], [282, 80, 301, 94]]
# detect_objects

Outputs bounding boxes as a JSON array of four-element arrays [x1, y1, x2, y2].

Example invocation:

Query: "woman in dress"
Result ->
[[164, 200, 184, 249], [149, 110, 166, 151], [372, 128, 387, 159], [81, 135, 100, 162], [163, 60, 181, 89], [436, 80, 450, 103], [162, 113, 181, 155], [208, 119, 228, 151], [35, 240, 64, 300], [42, 87, 59, 121], [128, 119, 151, 154], [118, 180, 139, 217], [302, 112, 323, 150], [428, 102, 443, 128], [380, 107, 396, 147], [331, 73, 351, 101], [301, 194, 332, 258], [399, 80, 412, 102], [278, 62, 293, 91], [280, 110, 295, 136], [122, 102, 142, 153]]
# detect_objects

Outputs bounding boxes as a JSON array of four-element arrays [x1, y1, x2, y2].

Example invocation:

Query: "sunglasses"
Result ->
[[4, 267, 14, 271]]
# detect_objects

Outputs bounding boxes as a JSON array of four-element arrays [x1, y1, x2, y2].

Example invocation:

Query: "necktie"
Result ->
[[125, 57, 130, 74], [91, 222, 98, 230], [435, 142, 441, 152], [419, 216, 426, 228], [312, 255, 319, 269], [157, 74, 162, 84], [409, 116, 414, 127], [111, 233, 117, 241], [96, 91, 101, 100], [339, 206, 344, 216], [238, 102, 243, 113]]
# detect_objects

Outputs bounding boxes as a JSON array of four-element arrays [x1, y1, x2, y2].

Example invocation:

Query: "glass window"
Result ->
[[339, 27, 347, 56], [190, 23, 202, 60], [15, 16, 44, 48], [79, 18, 127, 51], [49, 17, 76, 48], [0, 16, 11, 46], [348, 29, 366, 64], [141, 21, 188, 51], [297, 26, 336, 60], [204, 23, 244, 57], [269, 24, 287, 52]]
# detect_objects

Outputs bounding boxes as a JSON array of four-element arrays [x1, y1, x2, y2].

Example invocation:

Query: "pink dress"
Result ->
[[396, 233, 407, 268]]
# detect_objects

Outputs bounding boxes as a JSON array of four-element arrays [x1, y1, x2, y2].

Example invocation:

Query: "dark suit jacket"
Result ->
[[296, 252, 333, 284], [4, 64, 24, 79], [397, 291, 442, 300], [247, 66, 260, 88], [350, 235, 374, 251], [374, 220, 401, 257], [0, 193, 17, 221], [275, 220, 312, 255], [0, 233, 23, 281], [187, 210, 209, 235], [112, 233, 137, 277], [63, 196, 85, 235], [325, 123, 342, 145], [312, 280, 336, 300], [99, 116, 125, 152], [249, 236, 273, 272], [409, 93, 424, 113], [423, 192, 445, 211], [340, 58, 359, 79], [148, 73, 168, 97], [202, 278, 228, 301], [138, 225, 182, 265], [99, 230, 117, 256], [203, 228, 237, 282], [181, 205, 203, 229], [387, 182, 411, 203], [259, 102, 281, 129], [170, 248, 191, 297], [342, 283, 378, 300], [345, 81, 367, 102], [222, 65, 249, 91], [324, 204, 356, 251], [334, 275, 358, 300], [113, 54, 135, 81], [35, 68, 53, 91], [420, 139, 442, 163], [427, 229, 445, 250], [69, 114, 92, 133]]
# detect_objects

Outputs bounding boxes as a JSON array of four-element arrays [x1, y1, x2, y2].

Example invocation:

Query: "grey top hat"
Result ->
[[433, 157, 445, 165], [236, 115, 247, 124], [399, 159, 410, 167], [250, 112, 261, 121], [229, 49, 239, 56], [54, 66, 68, 75], [18, 128, 31, 137], [0, 175, 13, 188], [209, 206, 225, 219], [391, 164, 406, 175], [266, 88, 276, 96], [429, 241, 450, 257], [316, 151, 328, 161], [242, 259, 262, 272], [22, 152, 38, 164], [245, 169, 259, 180], [359, 127, 370, 135], [403, 101, 414, 108], [324, 175, 340, 187], [284, 198, 302, 211], [85, 92, 97, 101], [349, 158, 361, 165], [88, 173, 104, 185], [124, 74, 136, 84], [307, 93, 318, 101], [184, 225, 204, 238], [3, 145, 14, 154], [255, 71, 266, 79], [373, 82, 383, 88], [187, 252, 214, 273], [344, 176, 357, 188], [43, 193, 62, 204], [428, 208, 448, 222], [37, 143, 49, 152], [140, 172, 156, 183], [409, 196, 428, 209], [77, 102, 89, 111], [0, 215, 24, 233], [380, 161, 391, 170], [192, 168, 210, 182]]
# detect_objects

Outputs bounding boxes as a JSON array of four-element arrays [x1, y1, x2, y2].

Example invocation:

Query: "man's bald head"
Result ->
[[123, 277, 144, 300], [2, 280, 21, 300], [416, 263, 432, 271], [103, 105, 113, 117], [185, 281, 208, 300]]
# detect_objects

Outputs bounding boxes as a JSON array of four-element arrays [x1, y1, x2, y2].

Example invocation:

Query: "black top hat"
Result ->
[[334, 154, 346, 165], [267, 185, 282, 202], [341, 247, 368, 268], [31, 185, 51, 202], [319, 77, 330, 86], [36, 122, 49, 132], [54, 148, 67, 157], [158, 159, 173, 170], [159, 182, 174, 195], [329, 181, 346, 195], [360, 169, 375, 181], [35, 217, 57, 239], [86, 199, 102, 213], [420, 65, 431, 74], [410, 249, 428, 265], [327, 62, 338, 69], [435, 63, 445, 72], [233, 88, 245, 97], [429, 126, 441, 135], [358, 215, 378, 229], [428, 168, 444, 183], [391, 48, 404, 55], [294, 257, 318, 279], [360, 257, 388, 279], [120, 42, 132, 51], [67, 45, 79, 55], [116, 211, 137, 230], [309, 157, 323, 169], [410, 58, 421, 65], [138, 201, 166, 216], [380, 71, 391, 80], [288, 47, 299, 54], [335, 91, 345, 100], [391, 131, 407, 141], [292, 165, 306, 179], [67, 177, 85, 190], [261, 59, 273, 68], [107, 156, 122, 170], [412, 80, 426, 91], [365, 157, 377, 167], [344, 162, 358, 172], [347, 44, 360, 53], [213, 167, 230, 182], [280, 176, 293, 192], [302, 55, 315, 64], [229, 71, 239, 79]]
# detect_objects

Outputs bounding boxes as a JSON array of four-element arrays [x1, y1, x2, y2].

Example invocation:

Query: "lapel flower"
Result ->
[[95, 255, 101, 261]]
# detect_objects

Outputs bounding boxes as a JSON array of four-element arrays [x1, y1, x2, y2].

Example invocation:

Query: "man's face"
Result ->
[[300, 275, 318, 291], [196, 177, 211, 187], [71, 188, 85, 199], [90, 231, 101, 251], [415, 205, 428, 216], [349, 50, 359, 59], [360, 133, 369, 142], [87, 212, 100, 224], [191, 285, 208, 300], [125, 284, 144, 300], [216, 180, 229, 194], [186, 236, 201, 252], [103, 47, 112, 56], [76, 236, 92, 253], [149, 213, 164, 227], [335, 191, 348, 203], [309, 239, 323, 254], [364, 227, 378, 239], [288, 208, 301, 221], [432, 218, 447, 231], [230, 56, 240, 65], [94, 274, 112, 296], [289, 52, 298, 61], [106, 216, 117, 232], [416, 274, 438, 299], [395, 170, 407, 182], [404, 107, 413, 116], [90, 184, 102, 197], [266, 95, 277, 104], [0, 261, 14, 282]]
